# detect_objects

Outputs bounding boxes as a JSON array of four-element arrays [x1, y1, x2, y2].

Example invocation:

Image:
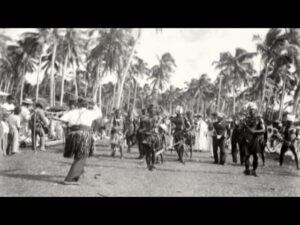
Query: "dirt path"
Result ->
[[1, 143, 300, 197]]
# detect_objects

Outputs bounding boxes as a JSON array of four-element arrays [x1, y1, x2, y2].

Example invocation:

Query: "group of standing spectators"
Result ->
[[0, 95, 50, 157]]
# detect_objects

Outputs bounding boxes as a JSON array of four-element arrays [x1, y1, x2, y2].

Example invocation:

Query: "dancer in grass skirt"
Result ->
[[60, 99, 102, 185]]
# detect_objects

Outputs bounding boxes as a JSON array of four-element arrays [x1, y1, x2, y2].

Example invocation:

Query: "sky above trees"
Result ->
[[2, 28, 269, 88]]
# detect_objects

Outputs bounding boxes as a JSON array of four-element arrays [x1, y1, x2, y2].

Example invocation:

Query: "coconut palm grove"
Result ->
[[1, 28, 300, 196]]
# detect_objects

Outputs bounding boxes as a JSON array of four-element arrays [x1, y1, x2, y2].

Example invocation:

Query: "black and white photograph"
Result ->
[[0, 28, 300, 197]]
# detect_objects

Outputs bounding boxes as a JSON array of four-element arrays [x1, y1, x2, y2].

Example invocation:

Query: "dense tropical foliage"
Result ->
[[1, 28, 300, 120]]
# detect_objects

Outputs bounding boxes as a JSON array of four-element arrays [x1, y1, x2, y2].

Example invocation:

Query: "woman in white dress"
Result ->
[[206, 117, 214, 158], [199, 116, 210, 151]]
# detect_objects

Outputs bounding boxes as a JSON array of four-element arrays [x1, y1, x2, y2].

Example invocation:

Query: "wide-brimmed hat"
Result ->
[[23, 98, 33, 105]]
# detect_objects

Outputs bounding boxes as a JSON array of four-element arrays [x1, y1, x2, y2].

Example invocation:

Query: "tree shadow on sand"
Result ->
[[0, 172, 65, 184]]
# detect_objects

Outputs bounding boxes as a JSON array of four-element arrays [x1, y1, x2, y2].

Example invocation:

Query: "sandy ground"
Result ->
[[1, 142, 300, 197]]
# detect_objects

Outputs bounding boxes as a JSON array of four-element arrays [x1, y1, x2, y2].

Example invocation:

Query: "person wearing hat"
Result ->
[[211, 112, 227, 165], [136, 108, 147, 159], [59, 99, 101, 185], [142, 104, 160, 170], [30, 101, 50, 151], [278, 115, 299, 170], [170, 105, 186, 164], [242, 110, 266, 176]]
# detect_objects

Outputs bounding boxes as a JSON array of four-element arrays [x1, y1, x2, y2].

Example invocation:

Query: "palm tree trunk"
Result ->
[[111, 81, 117, 111], [35, 52, 43, 103], [115, 30, 142, 109], [279, 67, 288, 120], [53, 76, 56, 106], [0, 80, 3, 91], [98, 83, 102, 108], [221, 99, 226, 113], [4, 80, 9, 93], [20, 67, 26, 104], [127, 83, 132, 110], [260, 61, 270, 114], [132, 80, 138, 110], [293, 85, 300, 114], [232, 85, 236, 115], [50, 42, 57, 107], [72, 60, 78, 101], [92, 64, 101, 102], [217, 76, 222, 112], [60, 52, 69, 106], [196, 97, 199, 114], [169, 102, 172, 115], [84, 83, 88, 97]]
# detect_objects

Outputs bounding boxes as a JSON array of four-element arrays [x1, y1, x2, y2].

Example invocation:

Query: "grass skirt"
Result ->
[[64, 130, 94, 159]]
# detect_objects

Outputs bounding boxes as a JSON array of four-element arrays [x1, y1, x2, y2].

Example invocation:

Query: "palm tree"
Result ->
[[113, 29, 163, 110], [6, 31, 47, 104], [163, 85, 181, 114], [128, 56, 149, 111], [212, 48, 256, 115], [281, 29, 300, 114], [188, 74, 215, 116], [148, 52, 176, 103], [87, 29, 133, 108], [46, 29, 85, 106], [254, 28, 293, 113]]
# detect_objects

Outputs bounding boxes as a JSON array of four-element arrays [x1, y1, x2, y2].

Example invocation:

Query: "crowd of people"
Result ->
[[1, 93, 300, 185]]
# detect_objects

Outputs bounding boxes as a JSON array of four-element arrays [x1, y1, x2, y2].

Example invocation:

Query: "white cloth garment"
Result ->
[[1, 103, 15, 112], [194, 120, 201, 150], [193, 119, 211, 151], [199, 120, 209, 151], [8, 114, 21, 129], [20, 106, 31, 122], [1, 121, 9, 134], [60, 105, 102, 127]]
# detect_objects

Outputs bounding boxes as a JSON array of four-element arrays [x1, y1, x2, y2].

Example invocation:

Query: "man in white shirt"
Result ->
[[20, 98, 33, 138], [59, 98, 102, 185], [0, 95, 15, 113]]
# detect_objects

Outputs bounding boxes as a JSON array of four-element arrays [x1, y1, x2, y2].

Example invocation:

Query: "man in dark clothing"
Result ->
[[211, 113, 227, 165], [170, 106, 186, 164], [123, 111, 136, 153], [184, 111, 195, 158], [231, 116, 244, 164], [279, 117, 299, 170], [243, 108, 265, 177], [142, 104, 159, 170], [137, 108, 147, 159]]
